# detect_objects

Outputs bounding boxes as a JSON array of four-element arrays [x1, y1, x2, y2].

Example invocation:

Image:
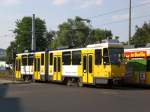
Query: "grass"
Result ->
[[0, 70, 14, 79]]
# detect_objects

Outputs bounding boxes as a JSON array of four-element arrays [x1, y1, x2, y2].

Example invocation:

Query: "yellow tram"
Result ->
[[15, 40, 125, 86]]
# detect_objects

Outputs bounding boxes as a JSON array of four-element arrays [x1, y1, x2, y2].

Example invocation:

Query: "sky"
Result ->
[[0, 0, 150, 49]]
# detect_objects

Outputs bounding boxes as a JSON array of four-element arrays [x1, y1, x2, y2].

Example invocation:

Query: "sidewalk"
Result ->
[[0, 79, 14, 85], [0, 79, 26, 85]]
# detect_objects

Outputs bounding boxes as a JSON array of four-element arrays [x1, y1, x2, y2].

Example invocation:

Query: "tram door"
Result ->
[[82, 54, 94, 84], [53, 56, 62, 81], [34, 58, 40, 80]]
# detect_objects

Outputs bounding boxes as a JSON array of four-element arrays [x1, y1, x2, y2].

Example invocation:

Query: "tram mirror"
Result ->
[[103, 61, 106, 65], [103, 56, 109, 65]]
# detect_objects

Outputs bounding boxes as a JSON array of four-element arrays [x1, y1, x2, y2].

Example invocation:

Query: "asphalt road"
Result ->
[[0, 83, 150, 112]]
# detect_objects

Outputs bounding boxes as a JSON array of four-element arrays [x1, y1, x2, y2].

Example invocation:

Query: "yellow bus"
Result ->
[[16, 39, 125, 86]]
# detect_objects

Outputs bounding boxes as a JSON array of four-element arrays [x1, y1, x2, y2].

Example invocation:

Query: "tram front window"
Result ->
[[109, 48, 124, 65]]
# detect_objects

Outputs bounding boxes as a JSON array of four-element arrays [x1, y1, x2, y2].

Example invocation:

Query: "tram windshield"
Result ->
[[109, 48, 124, 65]]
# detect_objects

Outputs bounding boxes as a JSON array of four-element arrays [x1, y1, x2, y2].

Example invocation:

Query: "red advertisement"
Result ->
[[124, 51, 147, 59]]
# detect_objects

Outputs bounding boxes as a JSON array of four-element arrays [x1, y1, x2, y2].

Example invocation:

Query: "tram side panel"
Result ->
[[48, 50, 85, 84], [93, 48, 110, 84], [15, 55, 21, 80], [21, 54, 33, 81], [93, 48, 125, 85], [53, 51, 62, 81], [21, 55, 28, 80], [34, 53, 41, 81], [81, 49, 94, 84], [61, 50, 82, 83], [48, 52, 54, 81], [15, 53, 34, 81], [40, 53, 46, 81], [47, 48, 125, 85], [28, 54, 34, 80], [33, 52, 48, 81], [48, 51, 61, 82]]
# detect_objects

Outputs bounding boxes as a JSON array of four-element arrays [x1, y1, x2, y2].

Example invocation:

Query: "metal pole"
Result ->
[[32, 14, 36, 51], [128, 0, 132, 45], [12, 48, 16, 81], [105, 28, 107, 40]]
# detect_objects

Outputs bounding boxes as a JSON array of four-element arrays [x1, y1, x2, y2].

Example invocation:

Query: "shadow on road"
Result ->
[[0, 84, 22, 112], [41, 81, 150, 91], [112, 85, 150, 90], [83, 84, 150, 90]]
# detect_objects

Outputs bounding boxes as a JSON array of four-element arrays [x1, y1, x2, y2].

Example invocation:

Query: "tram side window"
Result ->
[[16, 60, 21, 71], [83, 56, 86, 72], [38, 59, 40, 71], [95, 49, 102, 65], [22, 56, 27, 66], [54, 57, 57, 72], [62, 51, 71, 65], [19, 60, 21, 71], [28, 55, 33, 66], [58, 57, 61, 72], [72, 51, 81, 65], [89, 55, 93, 73], [50, 53, 53, 65], [147, 58, 150, 71], [103, 48, 110, 65], [34, 59, 37, 71], [16, 60, 18, 71], [41, 54, 44, 65]]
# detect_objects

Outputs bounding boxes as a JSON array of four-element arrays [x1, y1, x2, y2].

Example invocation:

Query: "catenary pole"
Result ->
[[128, 0, 132, 45], [32, 14, 36, 51]]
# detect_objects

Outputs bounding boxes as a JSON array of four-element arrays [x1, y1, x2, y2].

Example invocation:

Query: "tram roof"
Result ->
[[86, 43, 123, 48], [16, 52, 35, 56], [16, 41, 123, 55], [48, 44, 123, 53], [125, 47, 150, 52]]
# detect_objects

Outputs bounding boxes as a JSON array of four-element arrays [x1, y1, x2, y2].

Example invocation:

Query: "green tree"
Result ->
[[6, 16, 48, 63], [6, 41, 17, 63], [47, 30, 56, 48], [91, 29, 112, 44], [55, 16, 90, 48], [14, 17, 48, 52], [131, 22, 150, 45], [54, 16, 112, 48]]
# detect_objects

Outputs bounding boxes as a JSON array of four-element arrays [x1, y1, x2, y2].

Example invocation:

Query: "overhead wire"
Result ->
[[87, 2, 150, 19], [99, 14, 150, 26]]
